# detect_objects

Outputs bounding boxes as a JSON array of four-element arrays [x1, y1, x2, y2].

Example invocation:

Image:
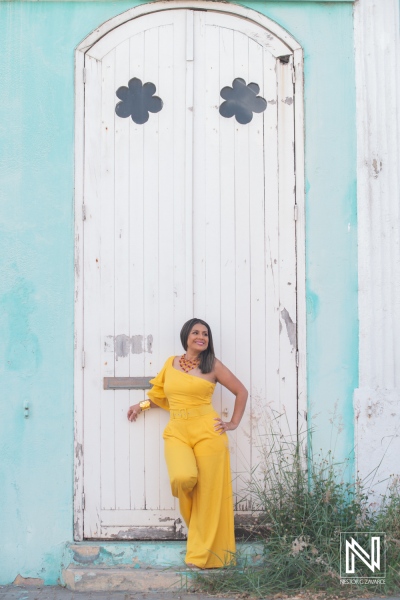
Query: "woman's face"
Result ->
[[187, 323, 209, 353]]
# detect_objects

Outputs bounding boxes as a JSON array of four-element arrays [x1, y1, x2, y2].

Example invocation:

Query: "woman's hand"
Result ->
[[214, 417, 238, 434], [213, 360, 248, 431], [127, 403, 142, 422]]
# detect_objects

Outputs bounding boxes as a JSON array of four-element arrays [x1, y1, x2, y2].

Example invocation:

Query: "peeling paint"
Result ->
[[13, 575, 44, 587], [104, 335, 114, 353], [371, 157, 383, 178], [115, 334, 130, 358], [113, 526, 186, 540], [71, 545, 100, 564], [283, 96, 293, 105], [74, 519, 80, 540], [131, 335, 143, 354], [146, 334, 153, 353], [75, 442, 83, 468], [74, 234, 80, 278], [107, 334, 154, 356], [280, 308, 297, 349]]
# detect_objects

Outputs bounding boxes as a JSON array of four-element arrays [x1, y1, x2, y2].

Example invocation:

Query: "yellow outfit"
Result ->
[[147, 356, 236, 569]]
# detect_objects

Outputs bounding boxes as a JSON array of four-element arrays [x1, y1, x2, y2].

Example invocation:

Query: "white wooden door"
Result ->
[[82, 7, 297, 539]]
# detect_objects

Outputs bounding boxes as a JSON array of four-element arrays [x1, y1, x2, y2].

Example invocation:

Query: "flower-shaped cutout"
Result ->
[[219, 78, 267, 124], [115, 77, 163, 125]]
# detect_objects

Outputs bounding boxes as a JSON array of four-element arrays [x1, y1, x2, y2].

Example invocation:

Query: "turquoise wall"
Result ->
[[0, 0, 357, 584]]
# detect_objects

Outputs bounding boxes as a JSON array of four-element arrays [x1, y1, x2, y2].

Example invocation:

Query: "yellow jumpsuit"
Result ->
[[147, 356, 236, 569]]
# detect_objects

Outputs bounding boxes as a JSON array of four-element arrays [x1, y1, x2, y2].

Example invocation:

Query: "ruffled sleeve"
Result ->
[[147, 357, 171, 411]]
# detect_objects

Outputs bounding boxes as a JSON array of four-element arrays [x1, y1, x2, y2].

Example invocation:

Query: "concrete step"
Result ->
[[62, 565, 194, 592], [61, 541, 263, 592]]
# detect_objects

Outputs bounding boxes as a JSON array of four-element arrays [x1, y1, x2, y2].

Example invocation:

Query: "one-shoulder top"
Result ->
[[147, 356, 216, 411]]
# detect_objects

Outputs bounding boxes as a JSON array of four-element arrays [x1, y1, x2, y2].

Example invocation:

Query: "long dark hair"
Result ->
[[180, 318, 215, 374]]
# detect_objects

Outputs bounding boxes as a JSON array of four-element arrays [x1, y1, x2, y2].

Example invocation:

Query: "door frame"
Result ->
[[73, 0, 306, 541]]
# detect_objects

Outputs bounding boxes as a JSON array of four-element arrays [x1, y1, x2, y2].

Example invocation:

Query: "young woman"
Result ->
[[127, 318, 248, 569]]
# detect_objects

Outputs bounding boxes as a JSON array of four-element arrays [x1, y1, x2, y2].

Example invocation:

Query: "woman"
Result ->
[[127, 318, 248, 569]]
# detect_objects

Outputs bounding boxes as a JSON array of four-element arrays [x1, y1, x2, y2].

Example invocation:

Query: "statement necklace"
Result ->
[[179, 354, 200, 373]]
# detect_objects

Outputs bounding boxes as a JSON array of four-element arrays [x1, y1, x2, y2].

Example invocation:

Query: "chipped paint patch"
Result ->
[[70, 545, 100, 564], [108, 335, 154, 356], [13, 575, 44, 587], [371, 157, 383, 178], [131, 335, 143, 354], [146, 334, 153, 353], [281, 308, 297, 349], [115, 334, 130, 358]]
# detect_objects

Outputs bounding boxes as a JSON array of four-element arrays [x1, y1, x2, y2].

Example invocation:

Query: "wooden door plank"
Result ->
[[248, 38, 268, 485], [184, 12, 195, 322], [127, 30, 147, 512], [142, 26, 163, 511], [217, 26, 238, 493], [263, 51, 281, 434], [114, 39, 132, 511], [192, 13, 207, 319], [277, 57, 297, 436], [248, 49, 281, 478], [193, 13, 223, 412], [99, 49, 117, 513], [158, 20, 181, 511], [83, 54, 103, 537], [173, 11, 191, 345], [231, 30, 252, 503], [204, 19, 223, 414]]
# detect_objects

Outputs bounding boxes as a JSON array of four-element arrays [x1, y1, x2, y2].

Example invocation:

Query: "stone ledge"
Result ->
[[62, 565, 194, 592]]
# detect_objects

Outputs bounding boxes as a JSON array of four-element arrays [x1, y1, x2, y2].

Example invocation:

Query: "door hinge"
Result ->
[[82, 351, 85, 369], [294, 204, 298, 221], [83, 68, 86, 84], [291, 63, 296, 84], [82, 204, 87, 221], [82, 493, 85, 510], [296, 350, 299, 367]]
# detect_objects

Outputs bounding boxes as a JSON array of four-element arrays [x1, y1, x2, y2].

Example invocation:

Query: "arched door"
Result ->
[[76, 3, 303, 540]]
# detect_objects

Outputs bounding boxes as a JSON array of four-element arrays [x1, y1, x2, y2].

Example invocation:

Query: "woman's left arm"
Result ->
[[213, 360, 248, 434]]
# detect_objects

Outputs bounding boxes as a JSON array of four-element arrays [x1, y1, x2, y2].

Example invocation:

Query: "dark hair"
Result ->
[[180, 318, 215, 374]]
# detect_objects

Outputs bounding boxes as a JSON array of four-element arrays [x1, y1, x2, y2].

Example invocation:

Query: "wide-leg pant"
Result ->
[[163, 408, 236, 569]]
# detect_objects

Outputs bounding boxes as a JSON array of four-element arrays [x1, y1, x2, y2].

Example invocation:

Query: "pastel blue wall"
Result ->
[[0, 0, 357, 585]]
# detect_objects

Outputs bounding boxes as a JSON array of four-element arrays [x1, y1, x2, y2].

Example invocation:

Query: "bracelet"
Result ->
[[139, 400, 151, 412]]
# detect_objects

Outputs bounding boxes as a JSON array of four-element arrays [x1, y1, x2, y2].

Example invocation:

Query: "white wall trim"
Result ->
[[354, 0, 400, 493], [74, 0, 306, 538]]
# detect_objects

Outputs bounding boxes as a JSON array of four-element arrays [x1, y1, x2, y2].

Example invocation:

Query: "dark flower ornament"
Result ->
[[115, 78, 163, 125], [219, 78, 267, 124]]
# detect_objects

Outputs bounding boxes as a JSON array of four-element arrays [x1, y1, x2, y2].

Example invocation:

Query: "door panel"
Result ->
[[83, 8, 297, 538]]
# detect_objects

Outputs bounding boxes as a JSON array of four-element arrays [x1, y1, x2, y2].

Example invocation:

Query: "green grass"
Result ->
[[195, 416, 400, 598]]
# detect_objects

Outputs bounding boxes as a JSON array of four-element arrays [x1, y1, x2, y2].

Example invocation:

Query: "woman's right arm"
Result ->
[[127, 400, 160, 422], [128, 357, 171, 421]]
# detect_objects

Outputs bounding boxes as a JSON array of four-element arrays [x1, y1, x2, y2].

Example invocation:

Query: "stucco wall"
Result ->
[[0, 0, 357, 584]]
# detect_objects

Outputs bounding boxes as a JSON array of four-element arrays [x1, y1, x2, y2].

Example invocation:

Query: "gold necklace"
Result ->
[[179, 354, 200, 373]]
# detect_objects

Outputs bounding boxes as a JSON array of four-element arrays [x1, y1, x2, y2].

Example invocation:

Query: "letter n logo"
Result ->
[[346, 536, 380, 573]]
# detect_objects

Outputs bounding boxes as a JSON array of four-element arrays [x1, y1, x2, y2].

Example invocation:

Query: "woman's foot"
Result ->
[[185, 562, 201, 569]]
